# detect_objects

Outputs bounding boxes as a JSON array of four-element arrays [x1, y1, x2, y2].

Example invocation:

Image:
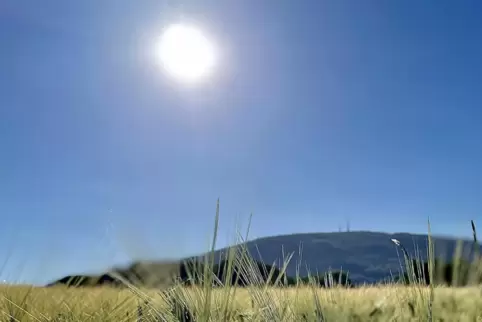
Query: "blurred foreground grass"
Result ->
[[1, 284, 482, 321], [2, 204, 481, 321]]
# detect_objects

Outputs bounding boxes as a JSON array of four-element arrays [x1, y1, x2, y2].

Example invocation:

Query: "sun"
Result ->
[[157, 24, 216, 83]]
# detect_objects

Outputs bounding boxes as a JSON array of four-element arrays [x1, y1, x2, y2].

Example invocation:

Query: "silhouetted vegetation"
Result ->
[[298, 271, 353, 287], [48, 258, 356, 288], [177, 258, 295, 286], [49, 258, 295, 288], [396, 258, 482, 286], [47, 274, 121, 287]]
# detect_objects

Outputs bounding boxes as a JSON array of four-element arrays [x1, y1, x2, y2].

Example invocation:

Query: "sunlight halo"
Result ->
[[156, 24, 217, 84]]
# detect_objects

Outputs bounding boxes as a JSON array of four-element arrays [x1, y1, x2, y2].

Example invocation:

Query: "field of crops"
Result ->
[[1, 284, 481, 321]]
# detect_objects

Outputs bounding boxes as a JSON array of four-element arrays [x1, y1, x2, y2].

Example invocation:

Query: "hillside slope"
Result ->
[[50, 231, 477, 286], [212, 231, 477, 282]]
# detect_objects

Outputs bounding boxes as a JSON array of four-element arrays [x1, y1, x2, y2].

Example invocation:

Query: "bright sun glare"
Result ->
[[157, 24, 216, 83]]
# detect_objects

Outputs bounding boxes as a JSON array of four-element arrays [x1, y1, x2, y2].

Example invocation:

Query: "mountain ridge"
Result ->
[[188, 231, 477, 283], [49, 231, 479, 287]]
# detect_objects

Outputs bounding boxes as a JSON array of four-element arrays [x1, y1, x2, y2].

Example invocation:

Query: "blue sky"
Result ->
[[1, 0, 481, 284]]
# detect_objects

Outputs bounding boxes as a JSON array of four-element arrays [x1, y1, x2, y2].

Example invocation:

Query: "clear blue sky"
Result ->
[[1, 0, 481, 284]]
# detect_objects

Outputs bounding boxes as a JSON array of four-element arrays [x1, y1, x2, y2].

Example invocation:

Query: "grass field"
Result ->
[[1, 284, 482, 321], [1, 206, 481, 321]]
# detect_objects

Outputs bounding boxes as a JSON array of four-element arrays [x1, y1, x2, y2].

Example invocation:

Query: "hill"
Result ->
[[209, 231, 479, 283], [49, 231, 478, 287], [47, 259, 306, 288]]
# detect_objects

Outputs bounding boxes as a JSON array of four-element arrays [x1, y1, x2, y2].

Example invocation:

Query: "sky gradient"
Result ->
[[1, 0, 481, 284]]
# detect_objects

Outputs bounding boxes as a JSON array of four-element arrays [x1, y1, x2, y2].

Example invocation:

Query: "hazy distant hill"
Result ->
[[49, 231, 478, 287], [198, 231, 477, 283], [48, 259, 297, 288]]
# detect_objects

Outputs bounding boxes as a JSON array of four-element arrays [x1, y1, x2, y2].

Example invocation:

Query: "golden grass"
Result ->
[[1, 284, 482, 321], [1, 209, 480, 320]]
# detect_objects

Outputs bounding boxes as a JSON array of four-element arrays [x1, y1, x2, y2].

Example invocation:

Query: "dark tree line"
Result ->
[[177, 259, 353, 287], [49, 258, 353, 288], [296, 271, 353, 287], [396, 258, 482, 286]]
